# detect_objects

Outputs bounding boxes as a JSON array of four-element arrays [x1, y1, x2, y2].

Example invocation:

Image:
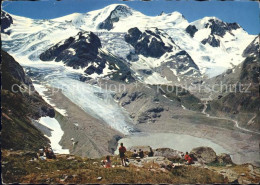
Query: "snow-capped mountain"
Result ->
[[124, 27, 200, 83], [39, 31, 135, 82], [1, 4, 256, 84]]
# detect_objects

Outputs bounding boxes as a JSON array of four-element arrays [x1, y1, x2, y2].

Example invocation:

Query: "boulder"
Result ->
[[190, 146, 217, 164], [154, 148, 183, 160], [217, 153, 233, 164]]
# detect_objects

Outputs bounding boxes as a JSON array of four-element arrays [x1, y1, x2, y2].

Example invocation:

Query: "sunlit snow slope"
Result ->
[[2, 4, 256, 81]]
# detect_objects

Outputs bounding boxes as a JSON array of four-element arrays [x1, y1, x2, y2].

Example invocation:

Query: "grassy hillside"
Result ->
[[2, 150, 228, 184], [1, 50, 54, 151]]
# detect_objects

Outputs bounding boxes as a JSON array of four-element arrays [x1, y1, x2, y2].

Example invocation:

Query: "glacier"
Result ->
[[27, 62, 135, 135]]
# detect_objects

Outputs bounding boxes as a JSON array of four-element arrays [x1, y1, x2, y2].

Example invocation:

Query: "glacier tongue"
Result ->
[[27, 63, 135, 135], [50, 78, 135, 134]]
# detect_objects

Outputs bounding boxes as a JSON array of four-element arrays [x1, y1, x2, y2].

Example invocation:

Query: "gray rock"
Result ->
[[190, 146, 217, 164], [154, 148, 183, 160], [217, 153, 233, 164]]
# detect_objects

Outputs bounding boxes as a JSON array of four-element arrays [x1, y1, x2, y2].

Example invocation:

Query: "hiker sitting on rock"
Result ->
[[138, 149, 144, 158], [45, 147, 56, 159], [148, 148, 154, 157], [184, 152, 193, 165], [102, 155, 112, 168], [48, 147, 56, 159], [119, 143, 127, 166], [37, 148, 46, 160], [132, 149, 138, 158]]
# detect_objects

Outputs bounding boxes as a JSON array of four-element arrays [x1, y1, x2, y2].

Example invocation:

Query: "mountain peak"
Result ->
[[101, 4, 133, 17], [191, 16, 242, 37], [104, 4, 131, 10], [98, 4, 133, 30]]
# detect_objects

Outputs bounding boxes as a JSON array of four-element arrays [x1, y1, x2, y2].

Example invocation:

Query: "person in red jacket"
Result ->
[[119, 143, 127, 166], [184, 152, 193, 165]]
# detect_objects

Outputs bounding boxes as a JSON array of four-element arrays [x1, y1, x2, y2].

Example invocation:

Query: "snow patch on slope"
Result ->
[[39, 116, 69, 154]]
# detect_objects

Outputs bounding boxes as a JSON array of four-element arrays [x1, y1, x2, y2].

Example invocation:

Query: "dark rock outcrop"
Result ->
[[126, 52, 139, 62], [227, 22, 240, 30], [166, 50, 200, 74], [125, 27, 173, 58], [242, 36, 259, 57], [40, 31, 102, 69], [137, 106, 164, 123], [205, 19, 240, 37], [2, 50, 32, 87], [125, 27, 142, 45], [201, 35, 220, 47], [138, 69, 153, 75], [185, 25, 198, 37], [1, 11, 13, 34], [121, 91, 144, 106]]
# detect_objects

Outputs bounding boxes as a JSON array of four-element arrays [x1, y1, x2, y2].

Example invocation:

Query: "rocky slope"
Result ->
[[109, 81, 203, 125], [206, 36, 260, 131], [1, 50, 55, 151]]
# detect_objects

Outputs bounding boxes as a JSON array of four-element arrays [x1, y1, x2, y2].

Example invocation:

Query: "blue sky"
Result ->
[[2, 0, 259, 34]]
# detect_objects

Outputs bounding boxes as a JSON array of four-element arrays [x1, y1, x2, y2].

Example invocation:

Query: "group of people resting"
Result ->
[[37, 146, 56, 160], [119, 143, 155, 166], [102, 143, 194, 168]]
